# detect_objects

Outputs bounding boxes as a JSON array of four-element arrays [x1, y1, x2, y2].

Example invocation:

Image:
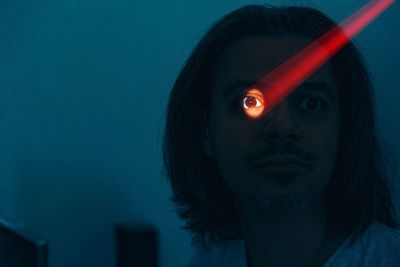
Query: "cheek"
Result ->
[[213, 123, 248, 160], [311, 125, 340, 171], [209, 116, 254, 182], [210, 112, 254, 157]]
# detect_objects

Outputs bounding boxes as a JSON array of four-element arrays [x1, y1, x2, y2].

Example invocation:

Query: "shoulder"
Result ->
[[330, 221, 400, 266], [362, 221, 400, 255], [186, 239, 246, 267]]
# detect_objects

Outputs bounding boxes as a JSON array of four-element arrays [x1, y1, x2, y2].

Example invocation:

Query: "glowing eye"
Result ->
[[241, 88, 265, 119], [243, 96, 263, 109]]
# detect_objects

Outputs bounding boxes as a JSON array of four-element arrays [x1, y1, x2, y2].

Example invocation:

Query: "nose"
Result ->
[[261, 100, 300, 144]]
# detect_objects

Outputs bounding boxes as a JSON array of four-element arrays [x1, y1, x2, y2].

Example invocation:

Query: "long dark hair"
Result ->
[[162, 4, 398, 252]]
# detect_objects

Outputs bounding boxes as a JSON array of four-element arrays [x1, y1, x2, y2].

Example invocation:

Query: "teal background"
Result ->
[[0, 1, 398, 266]]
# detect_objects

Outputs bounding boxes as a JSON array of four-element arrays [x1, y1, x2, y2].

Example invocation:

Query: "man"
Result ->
[[163, 5, 400, 267]]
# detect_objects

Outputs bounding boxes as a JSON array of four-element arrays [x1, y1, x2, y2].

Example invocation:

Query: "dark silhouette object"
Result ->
[[0, 218, 48, 267], [115, 223, 158, 267]]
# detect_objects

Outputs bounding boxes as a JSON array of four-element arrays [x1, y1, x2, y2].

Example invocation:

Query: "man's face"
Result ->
[[204, 35, 340, 212]]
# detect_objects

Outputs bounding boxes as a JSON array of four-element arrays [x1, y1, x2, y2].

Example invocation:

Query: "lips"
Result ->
[[249, 157, 310, 169]]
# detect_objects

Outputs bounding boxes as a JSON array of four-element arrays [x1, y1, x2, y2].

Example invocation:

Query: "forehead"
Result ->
[[214, 35, 336, 96]]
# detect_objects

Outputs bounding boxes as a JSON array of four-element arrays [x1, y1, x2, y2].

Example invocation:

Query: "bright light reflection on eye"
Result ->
[[242, 88, 265, 119]]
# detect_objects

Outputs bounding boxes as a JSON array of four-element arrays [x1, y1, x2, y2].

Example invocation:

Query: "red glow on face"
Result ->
[[243, 0, 395, 119]]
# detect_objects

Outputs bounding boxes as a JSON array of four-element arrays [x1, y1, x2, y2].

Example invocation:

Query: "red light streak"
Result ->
[[246, 0, 395, 119]]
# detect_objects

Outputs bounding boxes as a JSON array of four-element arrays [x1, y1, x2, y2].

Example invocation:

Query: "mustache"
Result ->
[[245, 143, 314, 164]]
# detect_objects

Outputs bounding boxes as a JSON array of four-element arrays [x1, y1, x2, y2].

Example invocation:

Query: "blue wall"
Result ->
[[0, 1, 398, 266]]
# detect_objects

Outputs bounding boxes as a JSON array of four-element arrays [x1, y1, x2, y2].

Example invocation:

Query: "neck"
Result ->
[[237, 192, 332, 267]]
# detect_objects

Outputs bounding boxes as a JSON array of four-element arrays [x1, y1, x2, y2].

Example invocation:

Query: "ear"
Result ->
[[203, 125, 215, 159]]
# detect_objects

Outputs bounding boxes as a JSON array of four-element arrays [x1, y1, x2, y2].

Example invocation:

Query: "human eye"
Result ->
[[234, 88, 265, 119], [242, 95, 263, 109], [299, 96, 325, 111]]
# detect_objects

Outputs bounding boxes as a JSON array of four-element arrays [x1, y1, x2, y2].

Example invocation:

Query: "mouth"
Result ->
[[249, 160, 310, 172]]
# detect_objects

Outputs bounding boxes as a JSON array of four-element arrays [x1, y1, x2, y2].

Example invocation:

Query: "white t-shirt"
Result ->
[[187, 221, 400, 267]]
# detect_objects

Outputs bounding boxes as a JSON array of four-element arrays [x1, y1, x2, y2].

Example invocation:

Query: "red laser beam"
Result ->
[[245, 0, 395, 119]]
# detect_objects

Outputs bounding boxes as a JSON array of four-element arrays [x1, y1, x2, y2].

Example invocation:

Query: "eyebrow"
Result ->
[[222, 80, 336, 102], [296, 82, 336, 102], [221, 80, 257, 97]]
